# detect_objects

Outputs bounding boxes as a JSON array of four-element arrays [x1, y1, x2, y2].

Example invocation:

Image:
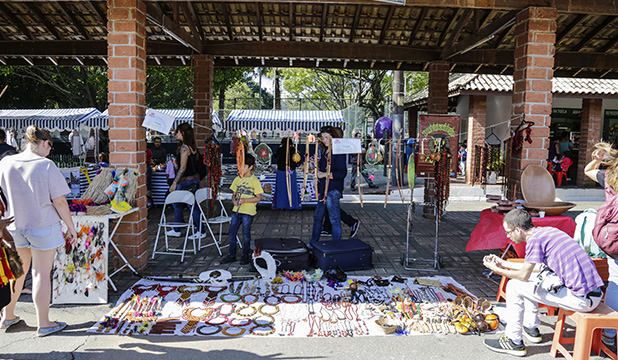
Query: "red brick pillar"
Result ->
[[193, 54, 214, 151], [466, 95, 487, 184], [577, 98, 603, 187], [428, 61, 449, 115], [510, 7, 556, 199], [107, 0, 148, 270]]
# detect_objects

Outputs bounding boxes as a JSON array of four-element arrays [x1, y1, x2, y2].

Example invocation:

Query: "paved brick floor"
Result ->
[[107, 200, 514, 303]]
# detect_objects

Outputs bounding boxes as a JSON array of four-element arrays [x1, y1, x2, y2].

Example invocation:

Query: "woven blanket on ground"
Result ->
[[88, 275, 476, 337]]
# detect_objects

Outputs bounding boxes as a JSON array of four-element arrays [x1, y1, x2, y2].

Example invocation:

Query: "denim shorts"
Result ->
[[10, 222, 65, 251]]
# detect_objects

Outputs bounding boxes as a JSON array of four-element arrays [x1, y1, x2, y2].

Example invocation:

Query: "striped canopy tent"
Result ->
[[88, 109, 222, 132], [224, 110, 345, 133], [0, 108, 101, 131]]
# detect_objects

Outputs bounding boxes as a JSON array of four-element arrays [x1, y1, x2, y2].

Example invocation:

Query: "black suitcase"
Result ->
[[312, 239, 373, 271], [255, 238, 312, 271]]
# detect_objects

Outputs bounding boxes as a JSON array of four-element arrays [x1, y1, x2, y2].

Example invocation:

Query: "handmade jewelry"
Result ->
[[281, 294, 302, 304], [221, 326, 246, 337], [217, 304, 235, 317], [203, 285, 228, 306], [156, 284, 178, 299], [180, 320, 200, 334], [227, 317, 253, 327], [252, 315, 275, 327], [220, 293, 241, 303], [182, 307, 213, 322], [263, 295, 281, 306], [196, 324, 221, 336], [176, 285, 204, 305], [241, 294, 259, 305], [235, 305, 257, 317], [258, 304, 280, 316], [130, 284, 158, 295], [249, 325, 276, 336]]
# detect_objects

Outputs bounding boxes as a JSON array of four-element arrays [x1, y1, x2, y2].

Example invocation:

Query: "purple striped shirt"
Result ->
[[525, 227, 603, 297]]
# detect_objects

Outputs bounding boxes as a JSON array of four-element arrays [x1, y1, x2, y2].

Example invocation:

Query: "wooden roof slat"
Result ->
[[0, 3, 35, 40], [571, 16, 617, 52], [220, 3, 233, 41], [57, 2, 91, 40], [556, 14, 587, 45], [85, 1, 106, 24], [378, 6, 394, 44], [441, 8, 473, 55], [348, 4, 361, 42], [407, 7, 427, 46], [436, 9, 457, 48], [600, 34, 618, 53], [321, 3, 329, 42], [182, 1, 204, 41], [255, 2, 263, 41], [27, 3, 64, 40], [145, 2, 202, 52], [288, 4, 294, 41]]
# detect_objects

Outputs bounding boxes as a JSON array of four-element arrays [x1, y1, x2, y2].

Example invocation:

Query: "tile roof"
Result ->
[[406, 74, 618, 106]]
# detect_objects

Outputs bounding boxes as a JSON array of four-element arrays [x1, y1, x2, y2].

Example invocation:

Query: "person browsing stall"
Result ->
[[309, 126, 347, 245], [482, 209, 604, 357], [166, 123, 204, 239], [151, 136, 167, 166], [221, 153, 263, 265], [584, 141, 618, 352], [0, 125, 78, 337]]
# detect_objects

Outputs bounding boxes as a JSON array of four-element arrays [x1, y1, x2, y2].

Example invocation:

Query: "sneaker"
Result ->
[[350, 220, 360, 238], [37, 321, 67, 337], [165, 230, 181, 237], [240, 254, 251, 265], [523, 326, 542, 343], [188, 232, 207, 240], [320, 230, 332, 237], [484, 335, 526, 357], [220, 256, 236, 264]]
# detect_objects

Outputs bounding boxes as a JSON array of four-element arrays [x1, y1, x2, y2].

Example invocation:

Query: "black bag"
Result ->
[[195, 152, 207, 180], [312, 238, 373, 271], [255, 238, 312, 271]]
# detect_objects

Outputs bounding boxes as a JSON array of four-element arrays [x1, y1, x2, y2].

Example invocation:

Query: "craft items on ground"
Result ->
[[89, 275, 499, 337]]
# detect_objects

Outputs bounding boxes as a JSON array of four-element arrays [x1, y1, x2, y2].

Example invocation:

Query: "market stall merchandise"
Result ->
[[88, 275, 494, 337]]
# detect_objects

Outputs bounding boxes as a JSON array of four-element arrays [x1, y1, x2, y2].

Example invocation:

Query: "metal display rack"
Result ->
[[400, 177, 442, 271]]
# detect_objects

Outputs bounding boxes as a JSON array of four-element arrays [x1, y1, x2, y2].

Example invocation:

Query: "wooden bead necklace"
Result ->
[[258, 304, 280, 316], [252, 314, 275, 327], [235, 305, 257, 317], [249, 325, 276, 336], [196, 324, 221, 336], [227, 317, 252, 327], [221, 326, 246, 337]]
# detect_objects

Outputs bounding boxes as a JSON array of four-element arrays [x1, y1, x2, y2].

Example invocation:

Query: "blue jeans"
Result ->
[[310, 189, 342, 244], [172, 178, 202, 232], [228, 212, 254, 258]]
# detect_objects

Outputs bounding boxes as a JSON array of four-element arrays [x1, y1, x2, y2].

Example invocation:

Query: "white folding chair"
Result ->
[[152, 190, 197, 262], [194, 188, 241, 255]]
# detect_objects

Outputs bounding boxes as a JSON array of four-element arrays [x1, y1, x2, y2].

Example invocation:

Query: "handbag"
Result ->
[[1, 238, 24, 280]]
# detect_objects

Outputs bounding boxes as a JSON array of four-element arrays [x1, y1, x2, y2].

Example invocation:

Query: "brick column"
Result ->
[[510, 7, 556, 199], [466, 95, 487, 184], [577, 98, 603, 187], [107, 0, 148, 270], [193, 54, 214, 151], [428, 61, 449, 115]]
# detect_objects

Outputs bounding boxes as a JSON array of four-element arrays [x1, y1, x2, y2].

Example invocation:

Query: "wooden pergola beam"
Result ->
[[255, 2, 263, 41], [556, 14, 586, 45], [57, 2, 91, 40], [0, 3, 35, 40], [349, 4, 361, 42], [181, 1, 203, 41], [27, 3, 65, 40], [146, 2, 201, 52], [442, 9, 473, 53], [378, 6, 394, 44], [571, 16, 617, 52]]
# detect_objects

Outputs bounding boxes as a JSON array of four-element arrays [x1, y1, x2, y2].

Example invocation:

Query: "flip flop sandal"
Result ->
[[1, 316, 21, 329], [37, 321, 67, 337]]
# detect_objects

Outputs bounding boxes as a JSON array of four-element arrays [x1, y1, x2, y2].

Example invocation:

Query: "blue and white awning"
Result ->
[[0, 108, 101, 131], [224, 110, 345, 133], [88, 108, 222, 132]]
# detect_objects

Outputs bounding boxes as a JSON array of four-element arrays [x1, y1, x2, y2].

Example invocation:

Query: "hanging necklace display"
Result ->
[[285, 137, 292, 207], [322, 145, 332, 202], [503, 138, 513, 200], [205, 136, 222, 210], [396, 135, 405, 203], [254, 143, 272, 165], [366, 140, 381, 165]]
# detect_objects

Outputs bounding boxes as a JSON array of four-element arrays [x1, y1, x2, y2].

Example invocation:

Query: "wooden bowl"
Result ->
[[521, 165, 555, 204], [522, 201, 576, 216]]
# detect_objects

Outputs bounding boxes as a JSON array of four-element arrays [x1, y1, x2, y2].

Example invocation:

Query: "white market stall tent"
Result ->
[[224, 110, 345, 134], [89, 108, 222, 132], [0, 108, 101, 131]]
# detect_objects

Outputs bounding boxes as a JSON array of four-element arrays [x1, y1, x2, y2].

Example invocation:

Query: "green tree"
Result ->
[[146, 67, 193, 108]]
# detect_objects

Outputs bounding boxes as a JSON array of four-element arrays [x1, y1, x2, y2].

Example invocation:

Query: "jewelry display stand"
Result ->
[[401, 177, 442, 271]]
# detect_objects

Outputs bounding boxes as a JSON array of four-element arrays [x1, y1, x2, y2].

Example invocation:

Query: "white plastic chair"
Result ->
[[194, 188, 241, 255], [152, 190, 197, 262]]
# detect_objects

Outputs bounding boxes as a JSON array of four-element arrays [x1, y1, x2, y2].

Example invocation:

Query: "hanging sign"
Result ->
[[418, 114, 460, 176], [332, 138, 361, 155], [142, 109, 175, 134]]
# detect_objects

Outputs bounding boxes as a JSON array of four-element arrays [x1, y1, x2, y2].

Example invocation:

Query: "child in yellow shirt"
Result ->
[[221, 154, 263, 264]]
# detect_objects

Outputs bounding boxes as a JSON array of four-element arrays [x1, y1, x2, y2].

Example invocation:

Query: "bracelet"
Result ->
[[220, 293, 241, 303], [250, 325, 276, 336], [228, 317, 252, 327], [196, 324, 221, 336], [235, 305, 257, 317], [205, 315, 228, 326], [258, 304, 280, 316], [263, 295, 281, 306], [252, 315, 275, 327], [221, 326, 246, 337], [281, 294, 302, 304], [241, 294, 259, 305]]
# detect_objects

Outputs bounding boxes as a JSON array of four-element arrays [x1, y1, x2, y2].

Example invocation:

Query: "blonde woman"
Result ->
[[0, 125, 77, 337]]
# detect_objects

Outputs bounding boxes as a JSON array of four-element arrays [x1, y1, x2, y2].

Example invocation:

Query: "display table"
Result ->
[[52, 208, 139, 304], [466, 208, 577, 257]]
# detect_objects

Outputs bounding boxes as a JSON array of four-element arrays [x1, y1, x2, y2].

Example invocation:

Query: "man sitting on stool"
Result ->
[[482, 209, 604, 357]]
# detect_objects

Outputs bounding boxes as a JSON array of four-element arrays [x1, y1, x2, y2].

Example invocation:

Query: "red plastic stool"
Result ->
[[550, 303, 618, 360]]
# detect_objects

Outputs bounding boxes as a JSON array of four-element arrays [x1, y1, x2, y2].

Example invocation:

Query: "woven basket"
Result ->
[[375, 317, 398, 335]]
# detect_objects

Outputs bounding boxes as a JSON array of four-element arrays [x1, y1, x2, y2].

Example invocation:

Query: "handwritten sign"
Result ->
[[332, 138, 361, 155], [142, 109, 175, 134]]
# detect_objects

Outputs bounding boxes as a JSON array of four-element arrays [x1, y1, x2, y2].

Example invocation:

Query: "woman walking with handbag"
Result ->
[[0, 125, 77, 337]]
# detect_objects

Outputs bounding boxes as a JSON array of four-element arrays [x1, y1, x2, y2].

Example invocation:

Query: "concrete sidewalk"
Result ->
[[0, 200, 607, 360]]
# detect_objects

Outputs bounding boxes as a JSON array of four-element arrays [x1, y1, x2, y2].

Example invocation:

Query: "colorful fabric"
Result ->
[[230, 174, 263, 216], [525, 227, 603, 297]]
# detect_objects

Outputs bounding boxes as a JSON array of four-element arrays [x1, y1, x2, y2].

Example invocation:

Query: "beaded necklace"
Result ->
[[176, 285, 204, 305], [249, 325, 275, 336], [196, 324, 221, 336], [156, 285, 178, 299], [221, 326, 246, 337]]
